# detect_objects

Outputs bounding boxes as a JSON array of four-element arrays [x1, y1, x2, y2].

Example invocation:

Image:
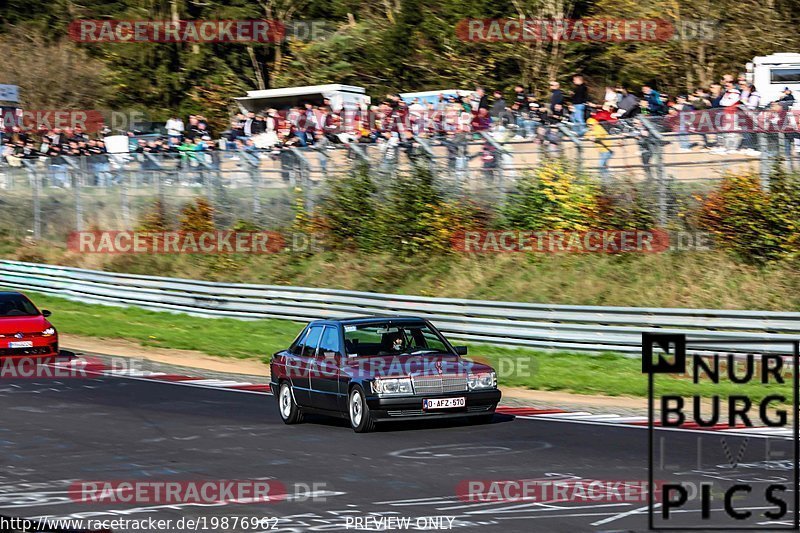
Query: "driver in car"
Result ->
[[381, 330, 407, 354]]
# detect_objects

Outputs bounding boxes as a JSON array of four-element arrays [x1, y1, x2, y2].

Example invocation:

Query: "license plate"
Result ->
[[9, 341, 33, 348], [423, 397, 465, 410]]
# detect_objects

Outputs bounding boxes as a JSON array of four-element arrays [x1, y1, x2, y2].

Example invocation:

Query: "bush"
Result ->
[[137, 200, 170, 232], [698, 172, 800, 264], [179, 197, 215, 232], [317, 164, 378, 251], [375, 165, 474, 256], [501, 160, 599, 230], [595, 180, 657, 230], [314, 164, 477, 256]]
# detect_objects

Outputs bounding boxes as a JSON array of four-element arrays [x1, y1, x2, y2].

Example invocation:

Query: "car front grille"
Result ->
[[386, 406, 490, 417], [387, 409, 426, 417], [411, 374, 468, 395]]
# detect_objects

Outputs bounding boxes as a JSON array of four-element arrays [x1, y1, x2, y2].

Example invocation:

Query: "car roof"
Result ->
[[310, 315, 429, 326], [0, 291, 24, 297]]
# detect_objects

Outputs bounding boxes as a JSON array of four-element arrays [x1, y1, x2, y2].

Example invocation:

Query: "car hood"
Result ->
[[342, 354, 494, 378], [0, 315, 51, 335]]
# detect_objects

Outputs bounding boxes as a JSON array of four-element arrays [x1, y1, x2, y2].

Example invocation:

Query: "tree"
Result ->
[[0, 26, 111, 109], [590, 0, 800, 93]]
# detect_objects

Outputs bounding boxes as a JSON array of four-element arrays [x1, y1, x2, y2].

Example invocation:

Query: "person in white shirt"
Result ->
[[744, 85, 760, 110], [719, 84, 741, 107], [739, 84, 761, 153], [718, 80, 742, 152], [379, 130, 400, 176], [165, 116, 184, 145], [603, 86, 619, 108]]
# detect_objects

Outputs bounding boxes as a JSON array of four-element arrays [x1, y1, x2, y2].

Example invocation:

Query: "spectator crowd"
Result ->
[[1, 73, 797, 184]]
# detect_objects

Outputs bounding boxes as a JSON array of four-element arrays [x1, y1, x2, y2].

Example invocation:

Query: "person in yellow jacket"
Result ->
[[587, 117, 613, 182]]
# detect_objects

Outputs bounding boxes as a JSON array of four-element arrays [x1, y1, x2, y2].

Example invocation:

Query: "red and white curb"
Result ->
[[49, 358, 271, 395], [50, 358, 793, 439]]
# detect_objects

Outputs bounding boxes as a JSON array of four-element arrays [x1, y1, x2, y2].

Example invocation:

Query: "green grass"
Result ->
[[474, 349, 791, 403], [22, 292, 793, 402], [31, 293, 301, 362], [7, 237, 800, 311]]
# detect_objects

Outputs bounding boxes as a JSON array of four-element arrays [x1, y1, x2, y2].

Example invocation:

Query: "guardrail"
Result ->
[[0, 259, 798, 355]]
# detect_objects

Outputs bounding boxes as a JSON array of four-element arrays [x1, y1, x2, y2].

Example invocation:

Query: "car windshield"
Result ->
[[343, 322, 452, 357], [0, 293, 40, 317]]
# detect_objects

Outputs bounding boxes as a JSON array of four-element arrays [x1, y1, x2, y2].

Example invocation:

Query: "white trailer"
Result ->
[[746, 53, 800, 106], [234, 84, 369, 113]]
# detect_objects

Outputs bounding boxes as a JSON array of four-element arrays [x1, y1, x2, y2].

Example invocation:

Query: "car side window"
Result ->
[[301, 326, 324, 358], [288, 328, 308, 356], [418, 331, 449, 353], [318, 326, 341, 358]]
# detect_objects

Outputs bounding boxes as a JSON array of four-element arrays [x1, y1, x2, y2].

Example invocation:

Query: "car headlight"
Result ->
[[372, 377, 414, 395], [468, 372, 496, 390], [42, 327, 56, 336]]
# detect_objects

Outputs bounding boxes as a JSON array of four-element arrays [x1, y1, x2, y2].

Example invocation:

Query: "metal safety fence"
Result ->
[[0, 259, 798, 356], [1, 121, 798, 241]]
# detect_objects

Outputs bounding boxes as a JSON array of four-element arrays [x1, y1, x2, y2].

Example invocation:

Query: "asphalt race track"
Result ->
[[0, 370, 796, 532]]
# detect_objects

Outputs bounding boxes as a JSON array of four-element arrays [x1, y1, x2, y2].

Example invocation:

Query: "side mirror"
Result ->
[[42, 310, 52, 317], [454, 346, 468, 356]]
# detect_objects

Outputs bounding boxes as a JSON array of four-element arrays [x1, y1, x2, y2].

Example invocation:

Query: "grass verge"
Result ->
[[17, 291, 792, 402], [8, 237, 800, 311]]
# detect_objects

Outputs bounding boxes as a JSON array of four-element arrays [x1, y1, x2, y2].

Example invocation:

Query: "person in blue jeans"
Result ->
[[571, 75, 588, 136], [587, 118, 613, 183]]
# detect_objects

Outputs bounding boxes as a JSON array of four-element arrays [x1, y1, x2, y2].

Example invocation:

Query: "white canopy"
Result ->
[[235, 84, 368, 113]]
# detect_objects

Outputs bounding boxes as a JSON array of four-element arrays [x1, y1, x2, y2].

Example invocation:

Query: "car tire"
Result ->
[[348, 385, 375, 433], [278, 382, 303, 424]]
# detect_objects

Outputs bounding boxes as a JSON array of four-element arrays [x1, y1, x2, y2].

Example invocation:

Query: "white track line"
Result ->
[[45, 362, 273, 396]]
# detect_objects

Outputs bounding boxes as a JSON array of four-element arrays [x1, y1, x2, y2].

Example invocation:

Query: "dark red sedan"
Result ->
[[0, 291, 59, 361], [270, 316, 501, 432]]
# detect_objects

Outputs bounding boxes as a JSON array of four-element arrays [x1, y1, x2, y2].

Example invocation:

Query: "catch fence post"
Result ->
[[23, 160, 41, 239], [239, 150, 262, 218], [557, 123, 583, 174], [640, 118, 668, 226], [413, 135, 438, 176], [290, 148, 313, 212], [758, 134, 771, 191], [478, 131, 512, 203], [120, 171, 130, 228], [64, 156, 84, 232]]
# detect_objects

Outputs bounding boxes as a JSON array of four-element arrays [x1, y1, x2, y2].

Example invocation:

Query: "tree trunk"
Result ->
[[247, 46, 266, 90]]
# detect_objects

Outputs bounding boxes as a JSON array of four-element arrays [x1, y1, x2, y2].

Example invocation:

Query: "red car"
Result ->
[[0, 291, 59, 360]]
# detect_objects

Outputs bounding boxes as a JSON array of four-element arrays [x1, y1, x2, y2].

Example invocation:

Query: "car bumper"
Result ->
[[366, 389, 502, 421], [0, 338, 59, 359]]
